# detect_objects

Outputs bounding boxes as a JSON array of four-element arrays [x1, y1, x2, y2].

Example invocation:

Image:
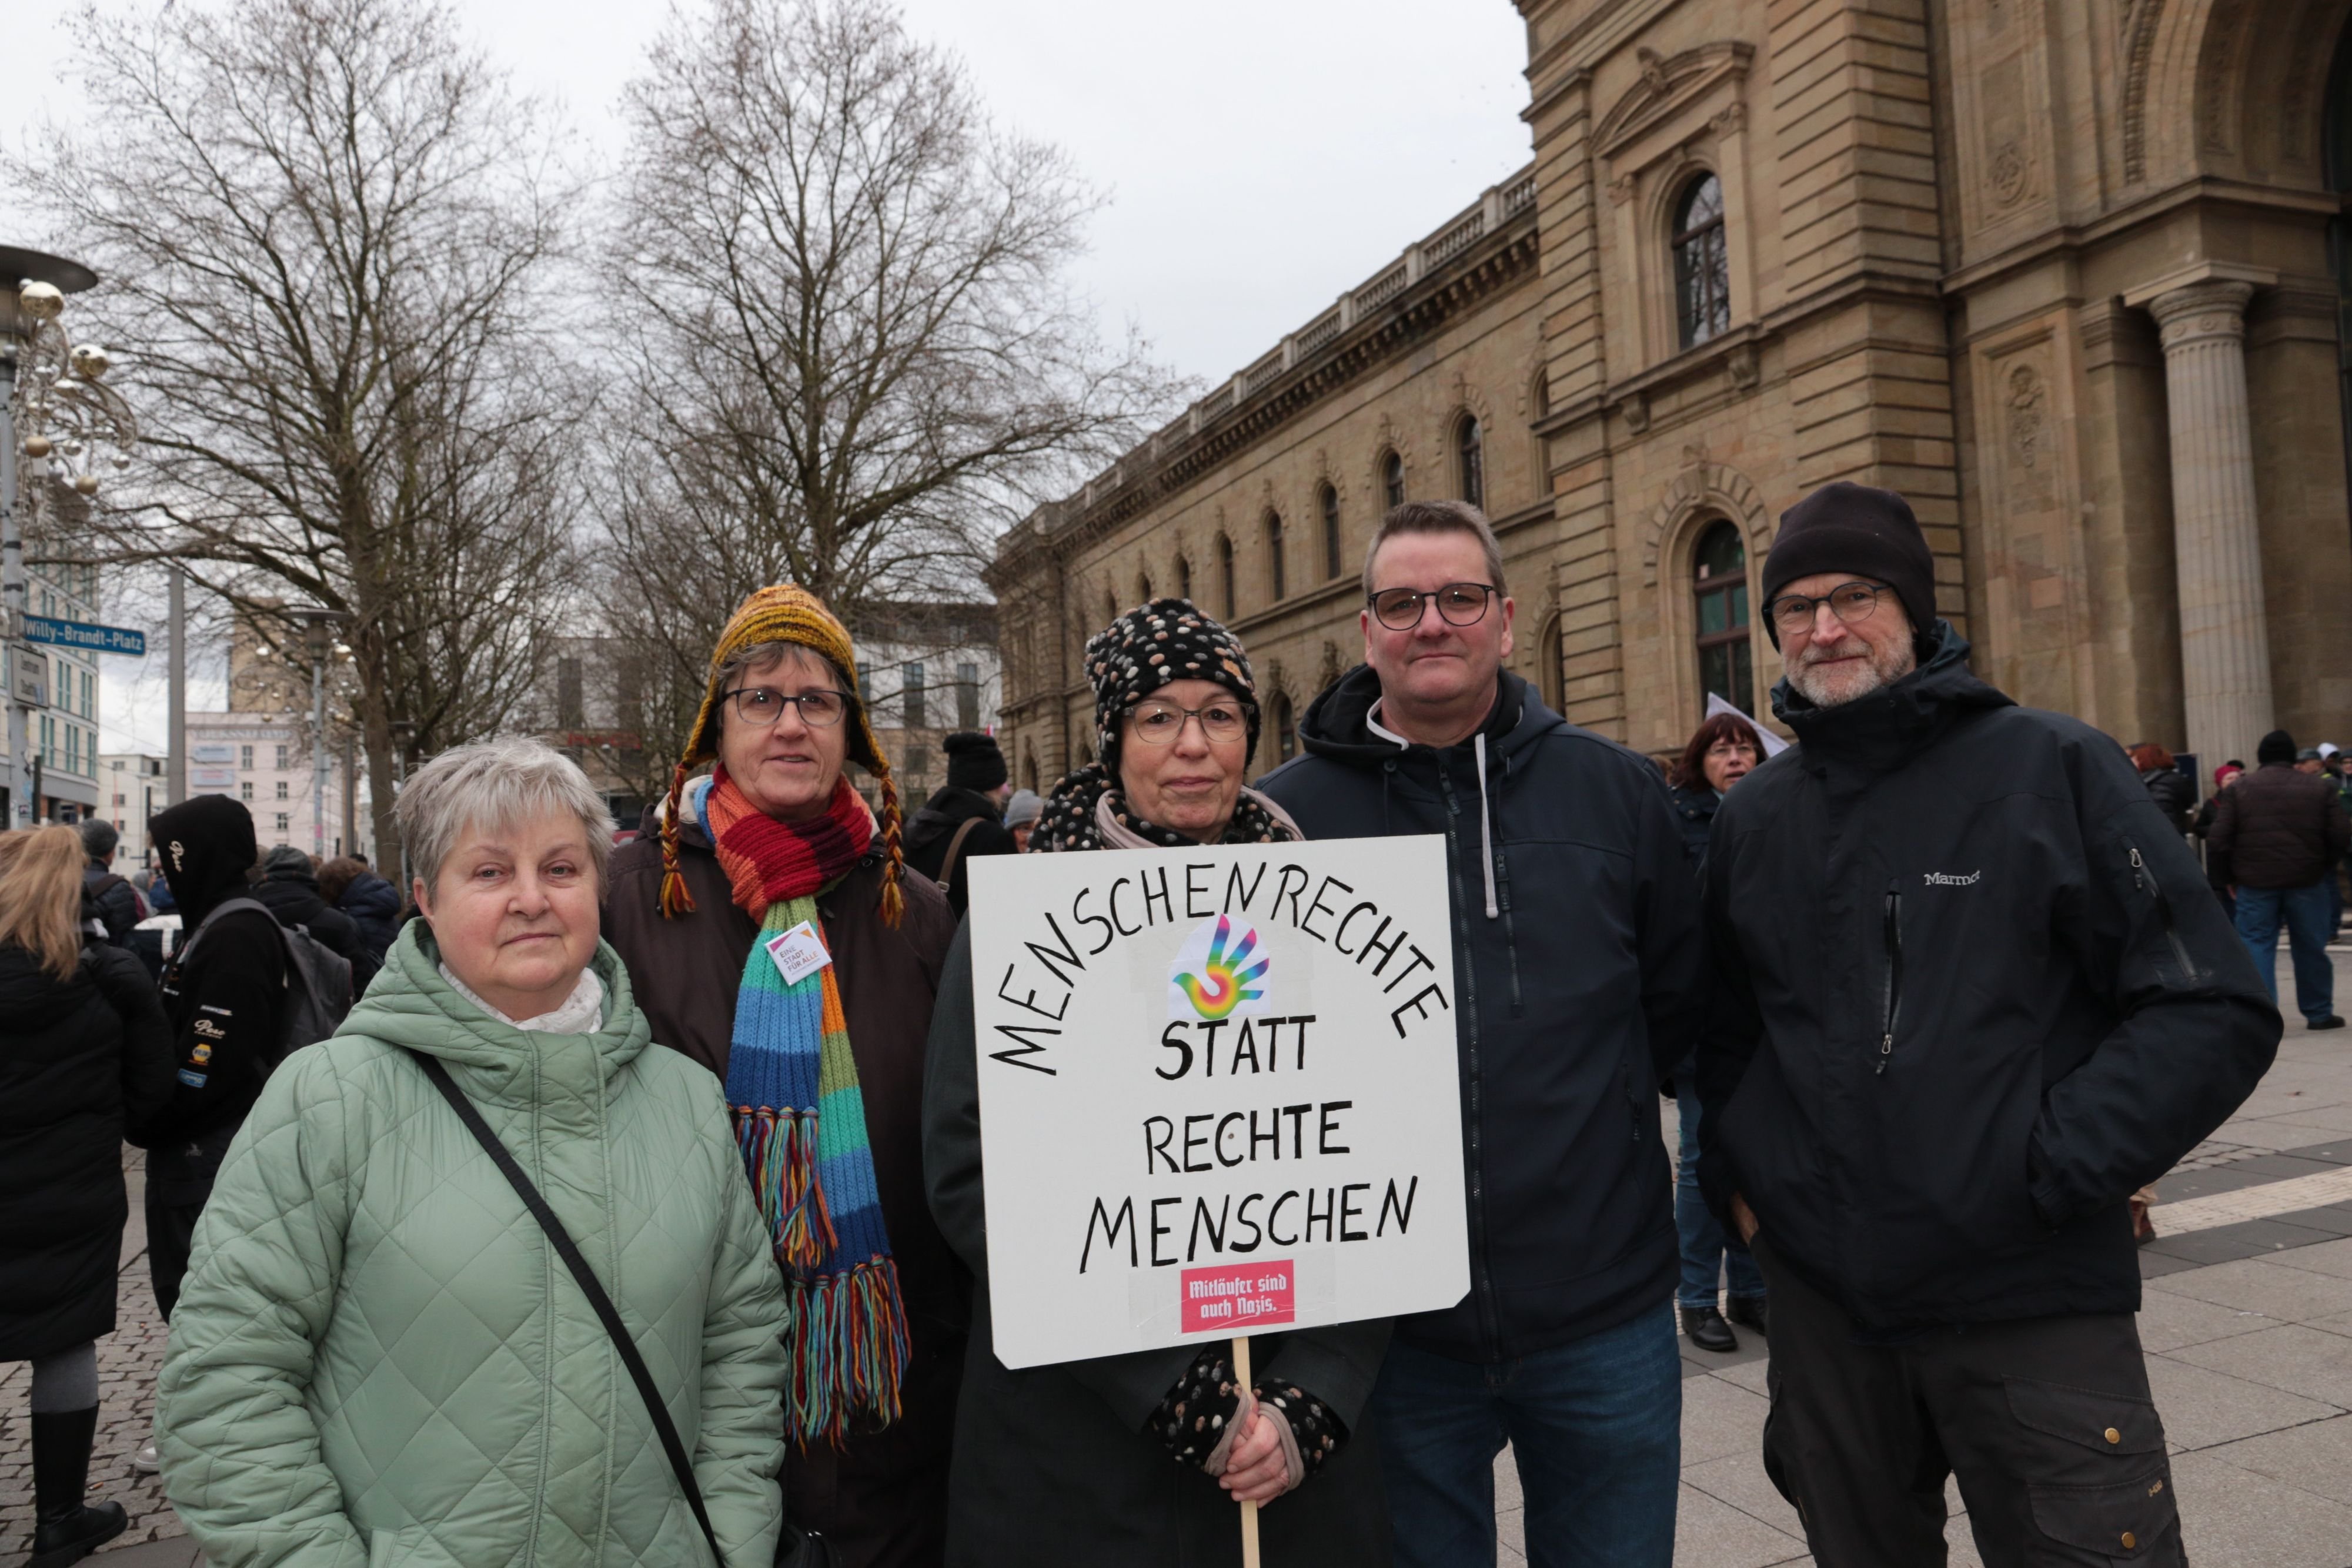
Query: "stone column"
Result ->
[[2148, 279, 2273, 771]]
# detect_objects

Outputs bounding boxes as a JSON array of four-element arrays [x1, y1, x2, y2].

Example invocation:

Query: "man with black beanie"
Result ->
[[1697, 480, 2280, 1566], [78, 818, 144, 948], [901, 730, 1018, 915], [2206, 727, 2350, 1029]]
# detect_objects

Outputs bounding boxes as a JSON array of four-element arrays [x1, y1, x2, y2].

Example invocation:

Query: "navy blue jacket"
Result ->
[[1260, 667, 1706, 1363], [1698, 626, 2279, 1330]]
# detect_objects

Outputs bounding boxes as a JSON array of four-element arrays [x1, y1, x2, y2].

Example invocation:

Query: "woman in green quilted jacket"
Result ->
[[156, 738, 791, 1567]]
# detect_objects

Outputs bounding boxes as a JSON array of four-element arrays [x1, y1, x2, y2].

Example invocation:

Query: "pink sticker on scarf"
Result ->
[[1181, 1261, 1296, 1333], [766, 921, 832, 986]]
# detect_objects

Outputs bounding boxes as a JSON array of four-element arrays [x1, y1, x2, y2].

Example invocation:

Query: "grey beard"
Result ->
[[1788, 642, 1917, 708]]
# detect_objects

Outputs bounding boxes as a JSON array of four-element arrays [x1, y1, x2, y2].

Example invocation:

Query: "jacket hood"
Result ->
[[339, 918, 650, 1099], [1770, 620, 2013, 773], [149, 794, 258, 928], [260, 845, 318, 887], [1298, 664, 1558, 767], [339, 872, 400, 918]]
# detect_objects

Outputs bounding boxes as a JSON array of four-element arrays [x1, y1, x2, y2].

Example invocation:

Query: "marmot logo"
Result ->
[[1923, 870, 1982, 887]]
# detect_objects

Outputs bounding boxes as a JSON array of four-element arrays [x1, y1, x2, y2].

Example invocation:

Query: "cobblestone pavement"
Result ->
[[12, 946, 2352, 1568]]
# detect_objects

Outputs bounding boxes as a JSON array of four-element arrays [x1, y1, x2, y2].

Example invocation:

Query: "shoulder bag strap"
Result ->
[[934, 815, 985, 891], [405, 1049, 727, 1566]]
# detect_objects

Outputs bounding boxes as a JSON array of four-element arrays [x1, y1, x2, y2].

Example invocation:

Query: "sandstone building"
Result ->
[[986, 0, 2352, 791]]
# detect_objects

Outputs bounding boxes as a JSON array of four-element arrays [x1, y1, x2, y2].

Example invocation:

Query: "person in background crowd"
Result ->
[[901, 730, 1019, 916], [79, 819, 145, 949], [2208, 729, 2350, 1031], [2128, 741, 2196, 837], [158, 739, 790, 1567], [252, 844, 373, 994], [926, 598, 1388, 1567], [1663, 711, 1768, 1355], [0, 827, 175, 1567], [318, 854, 400, 971], [2194, 762, 2246, 920], [604, 585, 963, 1568], [1699, 481, 2278, 1567], [1259, 502, 1706, 1568], [2328, 747, 2352, 932], [1001, 788, 1043, 852], [131, 795, 283, 1475]]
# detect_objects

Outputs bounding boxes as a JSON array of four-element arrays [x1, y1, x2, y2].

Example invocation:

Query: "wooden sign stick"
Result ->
[[1234, 1334, 1261, 1567]]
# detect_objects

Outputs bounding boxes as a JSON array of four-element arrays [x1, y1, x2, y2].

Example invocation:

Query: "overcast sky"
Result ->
[[6, 0, 1538, 750]]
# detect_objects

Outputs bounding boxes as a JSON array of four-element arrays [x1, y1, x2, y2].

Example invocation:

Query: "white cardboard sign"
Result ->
[[967, 835, 1469, 1369]]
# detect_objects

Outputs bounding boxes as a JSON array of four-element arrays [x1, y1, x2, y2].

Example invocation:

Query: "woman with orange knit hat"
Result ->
[[604, 584, 963, 1567]]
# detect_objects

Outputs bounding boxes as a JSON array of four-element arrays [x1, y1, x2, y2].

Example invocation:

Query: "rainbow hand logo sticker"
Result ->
[[1170, 914, 1271, 1020]]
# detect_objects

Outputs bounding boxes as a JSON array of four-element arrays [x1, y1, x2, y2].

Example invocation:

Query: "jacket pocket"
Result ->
[[2125, 841, 2201, 985], [1875, 881, 1903, 1076], [2004, 1377, 2180, 1564]]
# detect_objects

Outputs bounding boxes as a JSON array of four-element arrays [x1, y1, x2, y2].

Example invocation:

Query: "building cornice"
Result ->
[[1937, 178, 2340, 303]]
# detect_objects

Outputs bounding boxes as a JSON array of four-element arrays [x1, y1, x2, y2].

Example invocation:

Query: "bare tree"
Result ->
[[12, 0, 584, 868], [599, 0, 1179, 776]]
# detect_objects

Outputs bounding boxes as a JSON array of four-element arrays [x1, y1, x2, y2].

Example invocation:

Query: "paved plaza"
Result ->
[[9, 944, 2352, 1567]]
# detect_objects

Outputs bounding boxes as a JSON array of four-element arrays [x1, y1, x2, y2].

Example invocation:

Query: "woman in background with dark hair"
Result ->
[[1665, 711, 1768, 1352], [2129, 741, 2196, 837]]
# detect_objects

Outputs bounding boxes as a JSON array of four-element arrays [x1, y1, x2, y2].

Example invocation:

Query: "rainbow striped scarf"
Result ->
[[695, 768, 908, 1446]]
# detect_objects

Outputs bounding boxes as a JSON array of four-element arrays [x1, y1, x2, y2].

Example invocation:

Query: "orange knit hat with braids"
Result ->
[[658, 584, 904, 925]]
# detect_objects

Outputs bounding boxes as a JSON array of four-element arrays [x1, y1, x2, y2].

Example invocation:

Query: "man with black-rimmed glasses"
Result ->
[[1259, 499, 1705, 1568], [1697, 481, 2278, 1567]]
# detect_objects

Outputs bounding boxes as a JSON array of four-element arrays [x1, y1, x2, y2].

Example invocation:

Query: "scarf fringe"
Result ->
[[785, 1256, 912, 1447], [736, 1106, 836, 1271]]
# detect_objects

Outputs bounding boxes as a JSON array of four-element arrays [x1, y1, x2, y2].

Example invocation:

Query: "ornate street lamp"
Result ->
[[1, 246, 136, 823]]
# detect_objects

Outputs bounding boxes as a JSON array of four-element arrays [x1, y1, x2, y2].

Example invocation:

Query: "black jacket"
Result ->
[[253, 861, 372, 990], [0, 941, 175, 1359], [1696, 625, 2279, 1332], [1669, 783, 1720, 867], [901, 785, 1019, 917], [2141, 766, 2196, 837], [83, 860, 143, 947], [337, 871, 401, 966], [2205, 763, 2350, 890], [1258, 667, 1706, 1363]]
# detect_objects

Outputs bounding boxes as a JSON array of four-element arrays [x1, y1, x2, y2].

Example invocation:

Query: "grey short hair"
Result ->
[[396, 737, 617, 894], [1362, 499, 1509, 599]]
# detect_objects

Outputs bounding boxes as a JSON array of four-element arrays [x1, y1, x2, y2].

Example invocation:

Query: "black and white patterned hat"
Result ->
[[1084, 597, 1261, 774]]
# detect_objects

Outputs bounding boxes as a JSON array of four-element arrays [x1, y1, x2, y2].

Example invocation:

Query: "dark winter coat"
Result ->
[[0, 941, 175, 1358], [336, 872, 401, 967], [84, 860, 143, 947], [926, 934, 1392, 1567], [901, 786, 1020, 917], [1257, 666, 1706, 1364], [253, 861, 373, 993], [1696, 624, 2280, 1333], [2204, 763, 2351, 890], [1669, 783, 1721, 866], [605, 813, 967, 1568], [2141, 765, 2197, 838]]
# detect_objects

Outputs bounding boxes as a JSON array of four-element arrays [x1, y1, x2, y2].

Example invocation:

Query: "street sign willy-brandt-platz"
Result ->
[[22, 612, 147, 657], [967, 835, 1469, 1370]]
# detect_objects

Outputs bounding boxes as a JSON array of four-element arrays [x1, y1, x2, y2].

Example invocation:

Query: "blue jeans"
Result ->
[[1676, 1067, 1763, 1310], [1371, 1311, 1682, 1568], [2237, 882, 2337, 1024]]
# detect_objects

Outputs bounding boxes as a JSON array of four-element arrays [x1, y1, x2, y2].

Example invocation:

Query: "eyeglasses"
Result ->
[[1126, 697, 1251, 747], [1766, 580, 1891, 637], [721, 686, 851, 728], [1705, 739, 1759, 760], [1368, 582, 1498, 631]]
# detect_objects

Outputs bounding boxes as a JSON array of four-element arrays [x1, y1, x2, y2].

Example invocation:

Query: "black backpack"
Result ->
[[179, 896, 355, 1070]]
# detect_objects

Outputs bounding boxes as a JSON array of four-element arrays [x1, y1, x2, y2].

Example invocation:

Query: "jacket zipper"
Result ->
[[1877, 880, 1903, 1076], [1433, 761, 1499, 1351], [2128, 843, 2201, 981]]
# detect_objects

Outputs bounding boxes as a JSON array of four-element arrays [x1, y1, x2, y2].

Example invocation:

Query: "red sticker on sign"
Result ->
[[1181, 1261, 1297, 1333]]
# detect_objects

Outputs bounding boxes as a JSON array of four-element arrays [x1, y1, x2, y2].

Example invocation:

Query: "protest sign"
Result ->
[[967, 834, 1469, 1370]]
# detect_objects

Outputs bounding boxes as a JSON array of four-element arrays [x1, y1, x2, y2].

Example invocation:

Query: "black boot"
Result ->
[[30, 1406, 128, 1568], [1680, 1305, 1738, 1353], [1726, 1293, 1769, 1338]]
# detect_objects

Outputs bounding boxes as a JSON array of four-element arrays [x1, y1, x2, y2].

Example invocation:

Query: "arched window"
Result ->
[[1673, 173, 1730, 350], [1533, 369, 1550, 419], [1538, 613, 1563, 715], [1272, 691, 1298, 764], [1457, 416, 1484, 510], [1265, 512, 1286, 601], [1319, 484, 1342, 580], [1693, 520, 1753, 716], [1104, 587, 1118, 626], [1380, 449, 1405, 510], [1137, 570, 1153, 604], [1217, 534, 1236, 619], [1176, 555, 1192, 603], [1022, 750, 1038, 794]]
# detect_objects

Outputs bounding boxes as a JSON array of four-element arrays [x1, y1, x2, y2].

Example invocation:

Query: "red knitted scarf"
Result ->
[[702, 770, 873, 918]]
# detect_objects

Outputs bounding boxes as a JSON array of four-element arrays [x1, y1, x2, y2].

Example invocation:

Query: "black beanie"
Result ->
[[944, 730, 1008, 793], [2257, 729, 2298, 766], [1760, 482, 1937, 649]]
